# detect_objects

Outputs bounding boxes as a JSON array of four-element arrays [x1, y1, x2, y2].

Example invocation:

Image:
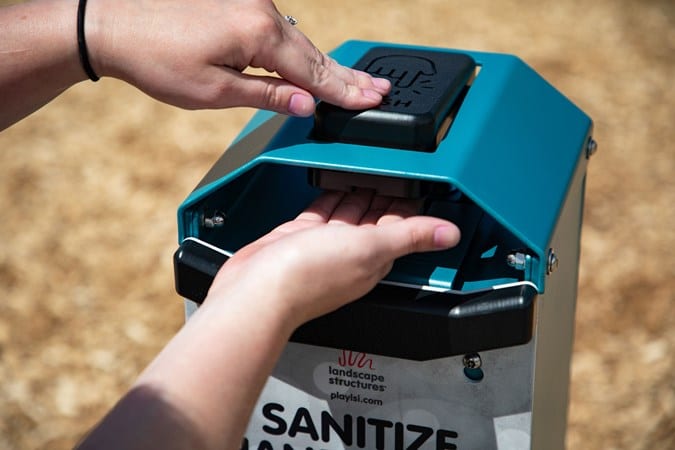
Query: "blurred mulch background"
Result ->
[[0, 0, 673, 448]]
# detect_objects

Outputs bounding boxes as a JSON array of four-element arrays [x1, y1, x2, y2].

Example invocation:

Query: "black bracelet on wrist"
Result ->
[[77, 0, 100, 82]]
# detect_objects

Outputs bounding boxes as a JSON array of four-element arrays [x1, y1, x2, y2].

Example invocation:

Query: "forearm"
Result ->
[[0, 0, 87, 130], [78, 289, 298, 450], [77, 193, 459, 448]]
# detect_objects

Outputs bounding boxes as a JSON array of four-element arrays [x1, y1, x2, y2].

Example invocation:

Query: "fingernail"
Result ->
[[433, 225, 460, 248], [371, 77, 391, 93], [288, 93, 315, 117], [362, 89, 382, 101]]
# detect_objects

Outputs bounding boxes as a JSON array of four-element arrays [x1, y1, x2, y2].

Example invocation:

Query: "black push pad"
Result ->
[[313, 47, 476, 151]]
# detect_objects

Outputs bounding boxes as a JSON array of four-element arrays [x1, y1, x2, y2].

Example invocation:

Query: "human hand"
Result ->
[[205, 190, 461, 330], [86, 0, 390, 116]]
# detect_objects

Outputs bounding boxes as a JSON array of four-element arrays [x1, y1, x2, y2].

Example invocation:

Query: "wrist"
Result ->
[[76, 0, 107, 79], [77, 0, 132, 81], [77, 0, 99, 81], [80, 0, 152, 83], [201, 281, 301, 340]]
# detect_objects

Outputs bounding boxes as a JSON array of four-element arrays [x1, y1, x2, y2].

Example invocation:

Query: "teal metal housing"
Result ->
[[177, 40, 593, 294]]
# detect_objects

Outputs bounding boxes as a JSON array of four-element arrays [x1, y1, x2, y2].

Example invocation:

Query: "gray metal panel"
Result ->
[[530, 152, 588, 449]]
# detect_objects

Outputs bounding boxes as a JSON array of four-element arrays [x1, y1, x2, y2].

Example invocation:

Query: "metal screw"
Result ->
[[203, 211, 226, 228], [546, 248, 559, 275], [506, 252, 528, 271], [463, 353, 482, 370], [586, 138, 598, 158]]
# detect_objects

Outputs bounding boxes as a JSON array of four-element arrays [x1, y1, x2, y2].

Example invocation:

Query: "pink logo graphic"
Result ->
[[338, 350, 374, 370]]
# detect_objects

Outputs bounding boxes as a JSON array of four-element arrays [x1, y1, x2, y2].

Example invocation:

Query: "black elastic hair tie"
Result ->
[[77, 0, 100, 82]]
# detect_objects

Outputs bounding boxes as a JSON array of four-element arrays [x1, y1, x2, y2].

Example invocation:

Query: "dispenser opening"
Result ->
[[185, 164, 530, 293]]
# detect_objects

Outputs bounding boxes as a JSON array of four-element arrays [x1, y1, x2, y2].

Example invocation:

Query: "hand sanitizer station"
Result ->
[[174, 41, 594, 450]]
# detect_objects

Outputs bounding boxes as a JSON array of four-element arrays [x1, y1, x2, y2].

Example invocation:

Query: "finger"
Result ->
[[350, 67, 391, 95], [328, 189, 375, 224], [236, 191, 345, 260], [270, 30, 391, 110], [358, 196, 394, 225], [370, 216, 461, 260], [203, 67, 317, 116], [375, 198, 424, 225], [295, 191, 345, 223]]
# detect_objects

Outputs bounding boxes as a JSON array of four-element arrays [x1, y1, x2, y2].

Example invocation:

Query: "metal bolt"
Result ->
[[506, 252, 528, 271], [463, 353, 482, 370], [203, 211, 226, 228], [546, 248, 559, 275], [586, 138, 598, 158]]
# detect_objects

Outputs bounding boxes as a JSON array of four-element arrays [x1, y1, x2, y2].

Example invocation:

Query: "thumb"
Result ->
[[214, 69, 316, 116], [376, 217, 461, 260]]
